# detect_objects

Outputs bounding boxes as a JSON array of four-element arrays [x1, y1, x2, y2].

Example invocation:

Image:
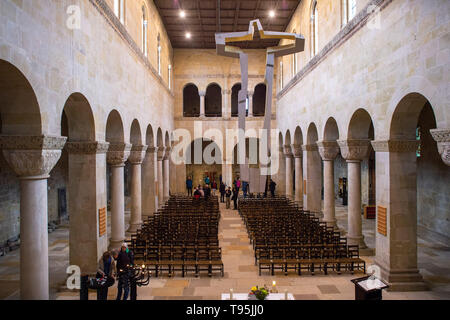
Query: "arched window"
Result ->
[[253, 84, 266, 116], [311, 1, 318, 57], [205, 83, 222, 117], [141, 4, 148, 56], [183, 84, 200, 117], [157, 34, 161, 76], [292, 30, 298, 76], [342, 0, 357, 27], [114, 0, 125, 24]]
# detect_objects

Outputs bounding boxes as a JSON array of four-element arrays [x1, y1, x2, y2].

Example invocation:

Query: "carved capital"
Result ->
[[146, 146, 157, 154], [302, 144, 318, 152], [164, 146, 172, 160], [291, 144, 303, 158], [430, 129, 450, 166], [157, 146, 166, 161], [66, 141, 110, 154], [0, 135, 67, 179], [128, 145, 148, 164], [317, 141, 340, 161], [337, 140, 370, 161], [107, 143, 131, 166], [199, 90, 206, 97], [248, 91, 254, 96], [283, 145, 293, 158], [371, 140, 419, 153]]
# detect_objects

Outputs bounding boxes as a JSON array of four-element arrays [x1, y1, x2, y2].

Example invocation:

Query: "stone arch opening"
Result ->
[[205, 83, 222, 117], [186, 138, 223, 187], [231, 83, 241, 117], [183, 83, 200, 117], [253, 83, 266, 116], [304, 122, 322, 213]]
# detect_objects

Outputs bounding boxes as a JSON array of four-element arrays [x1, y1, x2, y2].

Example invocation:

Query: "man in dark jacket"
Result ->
[[116, 243, 134, 300], [186, 176, 193, 196], [219, 182, 226, 203], [232, 187, 239, 210], [269, 179, 277, 197], [204, 184, 211, 200]]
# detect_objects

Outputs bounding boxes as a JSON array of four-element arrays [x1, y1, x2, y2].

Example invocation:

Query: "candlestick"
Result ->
[[284, 289, 288, 300], [230, 288, 234, 300]]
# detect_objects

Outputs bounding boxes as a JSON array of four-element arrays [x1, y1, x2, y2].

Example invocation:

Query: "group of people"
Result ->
[[96, 243, 134, 300]]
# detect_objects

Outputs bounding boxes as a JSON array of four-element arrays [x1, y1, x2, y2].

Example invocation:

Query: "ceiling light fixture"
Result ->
[[180, 10, 186, 18], [269, 10, 275, 18], [186, 32, 191, 39]]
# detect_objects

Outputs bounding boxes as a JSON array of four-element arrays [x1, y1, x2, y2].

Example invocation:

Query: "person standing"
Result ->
[[219, 181, 226, 203], [186, 176, 193, 196], [211, 180, 217, 196], [204, 175, 210, 186], [236, 177, 241, 194], [116, 243, 134, 301], [232, 186, 239, 210], [193, 187, 201, 200], [204, 184, 211, 200], [225, 187, 232, 209], [269, 179, 277, 198], [242, 181, 250, 198], [97, 251, 116, 300]]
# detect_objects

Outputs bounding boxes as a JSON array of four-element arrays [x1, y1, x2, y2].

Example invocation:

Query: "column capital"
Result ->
[[164, 147, 172, 160], [248, 91, 254, 97], [107, 142, 131, 166], [146, 146, 157, 154], [317, 141, 340, 161], [430, 128, 450, 166], [128, 145, 148, 164], [199, 90, 206, 97], [66, 141, 110, 154], [302, 144, 318, 152], [157, 146, 166, 161], [371, 140, 419, 153], [283, 145, 293, 158], [0, 135, 67, 179], [291, 144, 303, 158], [337, 139, 370, 161]]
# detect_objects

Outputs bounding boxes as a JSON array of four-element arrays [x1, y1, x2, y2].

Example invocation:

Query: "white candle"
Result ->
[[284, 289, 288, 300], [230, 288, 233, 300]]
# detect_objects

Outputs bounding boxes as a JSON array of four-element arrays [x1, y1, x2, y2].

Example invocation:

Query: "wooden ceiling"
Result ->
[[154, 0, 301, 49]]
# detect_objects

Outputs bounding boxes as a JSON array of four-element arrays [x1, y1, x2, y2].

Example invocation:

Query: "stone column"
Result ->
[[371, 140, 426, 291], [430, 129, 450, 166], [248, 91, 254, 117], [0, 135, 66, 300], [337, 140, 370, 248], [142, 147, 157, 216], [127, 144, 147, 233], [277, 146, 286, 194], [66, 141, 109, 274], [302, 144, 321, 213], [291, 144, 303, 204], [222, 89, 228, 118], [318, 141, 340, 228], [107, 143, 131, 250], [157, 147, 165, 207], [163, 147, 171, 201], [284, 145, 294, 199], [199, 90, 206, 117]]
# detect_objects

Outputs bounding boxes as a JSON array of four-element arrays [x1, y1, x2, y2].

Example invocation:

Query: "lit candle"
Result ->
[[284, 289, 288, 300], [230, 288, 233, 300]]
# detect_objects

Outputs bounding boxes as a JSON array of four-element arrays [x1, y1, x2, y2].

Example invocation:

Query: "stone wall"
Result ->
[[0, 153, 20, 244]]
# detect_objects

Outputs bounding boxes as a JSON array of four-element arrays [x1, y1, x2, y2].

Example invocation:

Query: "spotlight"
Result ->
[[269, 10, 275, 18], [180, 10, 186, 18], [186, 32, 191, 39]]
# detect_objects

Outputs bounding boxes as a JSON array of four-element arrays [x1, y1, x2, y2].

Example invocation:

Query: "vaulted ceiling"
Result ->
[[154, 0, 301, 49]]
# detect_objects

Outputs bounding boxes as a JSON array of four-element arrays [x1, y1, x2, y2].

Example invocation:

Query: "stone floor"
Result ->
[[1, 201, 449, 300]]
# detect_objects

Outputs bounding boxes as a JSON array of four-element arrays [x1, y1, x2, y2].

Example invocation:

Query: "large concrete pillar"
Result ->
[[284, 145, 294, 199], [107, 143, 131, 250], [163, 147, 171, 201], [318, 141, 340, 228], [371, 140, 426, 291], [199, 90, 206, 117], [66, 141, 109, 274], [0, 135, 66, 300], [142, 147, 157, 216], [157, 147, 165, 207], [338, 140, 370, 248], [302, 144, 321, 213], [127, 145, 147, 233], [291, 144, 303, 204]]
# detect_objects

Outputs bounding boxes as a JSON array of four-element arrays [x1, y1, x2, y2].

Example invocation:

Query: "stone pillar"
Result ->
[[66, 141, 109, 274], [337, 140, 370, 248], [127, 144, 147, 233], [0, 135, 66, 300], [199, 90, 206, 117], [371, 140, 426, 291], [163, 147, 171, 201], [142, 147, 157, 216], [318, 141, 340, 228], [157, 147, 165, 207], [430, 129, 450, 166], [291, 144, 303, 204], [107, 143, 131, 250], [284, 145, 294, 199], [302, 144, 321, 213], [248, 91, 254, 117], [222, 89, 228, 118], [277, 146, 286, 194]]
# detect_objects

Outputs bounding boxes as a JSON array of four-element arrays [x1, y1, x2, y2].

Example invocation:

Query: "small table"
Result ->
[[221, 293, 295, 300], [351, 276, 389, 300]]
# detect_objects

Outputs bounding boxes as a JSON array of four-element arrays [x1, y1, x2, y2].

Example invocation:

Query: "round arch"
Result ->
[[205, 83, 222, 117], [130, 119, 143, 145], [106, 110, 125, 143], [253, 83, 266, 116], [183, 83, 200, 117]]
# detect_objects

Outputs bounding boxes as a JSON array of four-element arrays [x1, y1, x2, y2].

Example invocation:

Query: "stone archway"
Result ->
[[186, 138, 223, 188], [304, 122, 322, 214]]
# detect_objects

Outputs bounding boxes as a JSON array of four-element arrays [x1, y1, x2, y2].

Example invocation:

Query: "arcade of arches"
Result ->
[[0, 0, 449, 300]]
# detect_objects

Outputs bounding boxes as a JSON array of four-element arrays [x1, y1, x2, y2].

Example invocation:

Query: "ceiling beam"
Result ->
[[196, 0, 206, 48], [233, 0, 241, 32]]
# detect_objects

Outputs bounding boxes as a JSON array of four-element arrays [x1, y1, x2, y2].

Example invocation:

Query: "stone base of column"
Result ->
[[322, 218, 337, 228], [347, 234, 367, 249], [109, 238, 124, 251], [127, 222, 142, 233], [377, 260, 428, 292]]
